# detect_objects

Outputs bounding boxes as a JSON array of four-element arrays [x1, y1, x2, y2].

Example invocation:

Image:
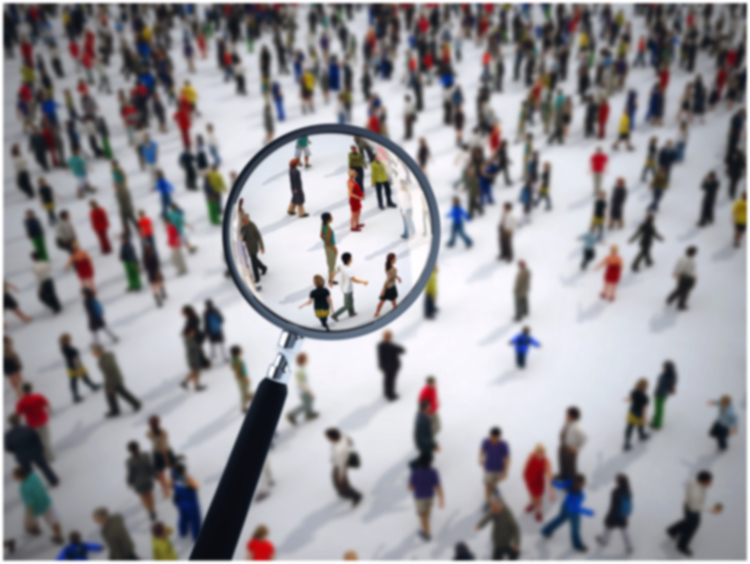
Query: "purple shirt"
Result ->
[[409, 468, 440, 499], [481, 439, 510, 472]]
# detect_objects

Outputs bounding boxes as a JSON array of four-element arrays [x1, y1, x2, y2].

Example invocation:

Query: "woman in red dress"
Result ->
[[596, 244, 623, 302], [347, 169, 364, 232], [523, 444, 555, 522], [65, 242, 96, 292]]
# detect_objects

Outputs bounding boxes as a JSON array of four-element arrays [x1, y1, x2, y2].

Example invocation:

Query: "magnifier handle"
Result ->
[[190, 378, 286, 560]]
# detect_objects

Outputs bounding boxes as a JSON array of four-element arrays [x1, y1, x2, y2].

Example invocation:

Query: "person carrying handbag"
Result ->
[[325, 428, 362, 508]]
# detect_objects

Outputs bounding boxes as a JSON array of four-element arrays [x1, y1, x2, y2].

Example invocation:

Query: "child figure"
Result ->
[[509, 326, 541, 369], [229, 345, 253, 413], [299, 275, 333, 331], [56, 531, 103, 560], [151, 522, 178, 560], [595, 245, 623, 301]]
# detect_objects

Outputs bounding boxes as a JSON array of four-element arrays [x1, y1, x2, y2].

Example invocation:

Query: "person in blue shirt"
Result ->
[[541, 474, 595, 552], [141, 135, 158, 181], [154, 170, 174, 219], [271, 81, 284, 121], [56, 531, 103, 560], [509, 326, 541, 369], [578, 227, 598, 271], [446, 196, 473, 249], [171, 463, 202, 541], [328, 55, 340, 91], [626, 90, 638, 132], [479, 159, 500, 206], [708, 395, 739, 451], [41, 95, 60, 128]]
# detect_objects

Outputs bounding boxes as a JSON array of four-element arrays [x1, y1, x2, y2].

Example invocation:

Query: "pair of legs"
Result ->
[[350, 209, 362, 231], [666, 276, 694, 310], [24, 506, 63, 543], [631, 245, 653, 271], [138, 489, 156, 519], [332, 293, 355, 320], [150, 280, 167, 307], [374, 298, 397, 318], [525, 491, 545, 521], [106, 385, 141, 415], [581, 249, 595, 270], [287, 391, 317, 424], [6, 306, 32, 324], [7, 372, 24, 398], [597, 526, 633, 553], [332, 468, 362, 507], [734, 224, 745, 247], [92, 325, 119, 345], [600, 282, 618, 301], [181, 369, 205, 391], [70, 373, 100, 402], [177, 504, 202, 540], [416, 499, 434, 539], [624, 421, 649, 450], [666, 507, 701, 555], [447, 222, 473, 247], [541, 506, 586, 551], [287, 202, 308, 217]]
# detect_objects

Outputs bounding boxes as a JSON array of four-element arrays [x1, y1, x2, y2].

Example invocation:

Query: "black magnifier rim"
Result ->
[[223, 124, 441, 341]]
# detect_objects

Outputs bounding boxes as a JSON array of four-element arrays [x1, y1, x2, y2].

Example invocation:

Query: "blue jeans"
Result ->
[[479, 178, 494, 205], [674, 141, 685, 162], [447, 222, 472, 247], [542, 505, 585, 550], [402, 210, 415, 238], [160, 192, 172, 218], [274, 98, 285, 121], [178, 503, 202, 540], [209, 145, 221, 167], [649, 189, 664, 212], [515, 350, 526, 368]]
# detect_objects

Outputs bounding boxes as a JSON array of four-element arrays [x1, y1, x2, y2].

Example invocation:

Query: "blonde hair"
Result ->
[[610, 245, 619, 254]]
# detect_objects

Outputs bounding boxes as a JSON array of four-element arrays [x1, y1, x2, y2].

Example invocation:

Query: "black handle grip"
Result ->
[[190, 378, 287, 560]]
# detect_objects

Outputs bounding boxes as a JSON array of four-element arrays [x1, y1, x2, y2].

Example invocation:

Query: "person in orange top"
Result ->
[[595, 245, 623, 302], [137, 209, 156, 251], [89, 200, 111, 255], [65, 242, 96, 292], [246, 525, 274, 560], [523, 444, 555, 522], [418, 376, 440, 438]]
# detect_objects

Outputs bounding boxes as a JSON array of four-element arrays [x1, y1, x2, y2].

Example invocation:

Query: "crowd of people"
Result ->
[[2, 2, 745, 560]]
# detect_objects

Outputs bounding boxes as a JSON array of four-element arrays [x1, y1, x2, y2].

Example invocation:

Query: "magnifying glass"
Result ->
[[190, 124, 440, 559]]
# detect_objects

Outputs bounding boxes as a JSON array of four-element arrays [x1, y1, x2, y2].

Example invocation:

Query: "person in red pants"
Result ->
[[597, 96, 610, 139], [173, 104, 192, 150], [89, 200, 111, 254]]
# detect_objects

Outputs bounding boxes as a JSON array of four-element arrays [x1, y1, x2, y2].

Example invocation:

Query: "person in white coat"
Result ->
[[398, 181, 415, 239], [325, 428, 362, 507]]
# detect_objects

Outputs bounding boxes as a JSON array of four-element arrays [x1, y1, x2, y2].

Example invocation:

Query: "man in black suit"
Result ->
[[377, 330, 405, 401]]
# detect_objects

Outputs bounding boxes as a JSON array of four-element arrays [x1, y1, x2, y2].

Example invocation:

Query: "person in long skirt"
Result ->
[[143, 244, 166, 307], [147, 415, 177, 498], [4, 280, 32, 324], [596, 474, 634, 554], [595, 245, 622, 301], [523, 444, 555, 522], [347, 169, 364, 231], [374, 253, 401, 318]]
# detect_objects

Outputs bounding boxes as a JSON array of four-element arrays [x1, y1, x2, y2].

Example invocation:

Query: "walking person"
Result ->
[[475, 496, 521, 560], [14, 466, 64, 543], [240, 213, 267, 290], [648, 167, 669, 213], [708, 395, 739, 452], [347, 168, 365, 232], [424, 266, 438, 320], [246, 525, 275, 560], [595, 475, 634, 554], [125, 441, 157, 521], [203, 300, 228, 362], [25, 210, 48, 261], [92, 507, 139, 560], [119, 234, 142, 292], [143, 243, 167, 307], [409, 454, 444, 541], [509, 326, 541, 369], [523, 444, 555, 522], [378, 330, 405, 401], [83, 288, 119, 344], [31, 253, 62, 314], [347, 146, 365, 192], [66, 241, 98, 292], [59, 333, 100, 403], [229, 346, 254, 413], [181, 328, 207, 391], [325, 428, 362, 507], [172, 463, 202, 541], [4, 336, 25, 398], [299, 275, 334, 332], [651, 361, 678, 430], [629, 214, 664, 272], [3, 281, 32, 325], [89, 200, 111, 255], [446, 196, 473, 248], [557, 407, 586, 482], [4, 414, 59, 487], [623, 378, 650, 450], [696, 172, 720, 226], [320, 213, 338, 284], [595, 245, 623, 302], [91, 344, 141, 417], [374, 253, 402, 317], [732, 192, 746, 247], [666, 246, 698, 311], [498, 203, 517, 262], [55, 211, 77, 253], [286, 352, 319, 425], [590, 147, 608, 194], [590, 191, 607, 242], [15, 382, 54, 462], [480, 427, 511, 505], [37, 177, 58, 226], [398, 180, 415, 239], [147, 416, 176, 498], [608, 178, 627, 230], [287, 158, 308, 217], [513, 261, 531, 322], [541, 474, 595, 552], [666, 471, 722, 556], [331, 253, 368, 321]]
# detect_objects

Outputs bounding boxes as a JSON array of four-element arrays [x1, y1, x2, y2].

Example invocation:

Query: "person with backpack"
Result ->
[[508, 326, 541, 369], [202, 300, 227, 362], [541, 474, 595, 552], [325, 428, 362, 507], [409, 453, 444, 541], [596, 474, 633, 554]]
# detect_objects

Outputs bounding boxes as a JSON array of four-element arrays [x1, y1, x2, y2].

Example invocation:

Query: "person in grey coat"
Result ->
[[411, 401, 438, 468], [181, 329, 206, 392], [475, 496, 521, 559], [126, 441, 157, 521], [92, 507, 138, 560], [91, 345, 141, 417], [239, 213, 267, 288], [513, 261, 531, 322], [287, 158, 308, 217]]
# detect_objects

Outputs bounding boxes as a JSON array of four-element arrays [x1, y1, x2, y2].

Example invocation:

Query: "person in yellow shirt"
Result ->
[[612, 111, 633, 151], [424, 266, 438, 319], [733, 192, 746, 248], [180, 80, 200, 116], [204, 165, 226, 225], [151, 522, 177, 560]]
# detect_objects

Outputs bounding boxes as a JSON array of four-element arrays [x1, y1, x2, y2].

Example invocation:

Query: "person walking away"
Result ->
[[331, 253, 368, 321], [590, 191, 607, 242], [287, 158, 308, 217], [378, 330, 405, 401], [31, 253, 62, 314], [59, 333, 100, 403], [15, 383, 54, 462], [89, 200, 111, 254], [409, 454, 444, 541], [203, 300, 227, 362], [55, 210, 77, 253], [418, 376, 440, 437], [666, 246, 698, 310], [498, 203, 517, 262], [320, 213, 337, 284], [56, 531, 103, 560], [125, 441, 157, 521], [732, 192, 746, 247], [475, 496, 520, 559], [629, 214, 664, 272], [708, 395, 738, 451], [172, 463, 202, 541], [91, 344, 141, 417], [523, 444, 555, 522], [4, 414, 59, 487], [508, 326, 541, 369], [68, 149, 95, 198], [590, 147, 608, 194], [666, 471, 722, 556], [697, 172, 720, 227], [14, 466, 63, 543], [25, 210, 48, 261], [147, 415, 176, 498], [651, 361, 678, 430], [541, 474, 595, 552], [299, 275, 334, 331], [92, 507, 139, 560], [325, 428, 362, 507], [151, 522, 177, 560], [374, 253, 402, 317], [558, 407, 586, 481], [229, 346, 253, 413], [286, 352, 319, 425], [623, 378, 650, 450], [480, 427, 511, 506], [143, 244, 166, 306], [246, 525, 275, 560], [240, 214, 267, 290], [595, 474, 634, 554], [595, 245, 622, 301], [513, 261, 531, 321]]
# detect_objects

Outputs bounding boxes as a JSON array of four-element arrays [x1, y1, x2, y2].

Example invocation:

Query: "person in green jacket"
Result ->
[[151, 522, 178, 560], [370, 156, 396, 209], [204, 165, 227, 225], [348, 146, 365, 192], [68, 149, 94, 198], [424, 266, 438, 319], [475, 496, 520, 559], [119, 234, 142, 292], [320, 212, 337, 284], [14, 466, 64, 542]]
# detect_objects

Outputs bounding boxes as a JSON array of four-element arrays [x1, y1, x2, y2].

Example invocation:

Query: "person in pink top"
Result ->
[[590, 147, 608, 194], [16, 382, 54, 462], [417, 376, 440, 438]]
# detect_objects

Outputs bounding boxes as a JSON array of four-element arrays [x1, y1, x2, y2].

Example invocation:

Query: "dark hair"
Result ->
[[385, 252, 396, 272], [341, 252, 352, 264], [21, 382, 32, 394], [490, 427, 501, 438], [325, 428, 341, 441], [8, 414, 20, 426], [127, 441, 140, 456], [572, 473, 586, 492], [151, 522, 165, 537], [454, 542, 474, 560], [686, 246, 698, 257], [663, 360, 675, 374], [69, 531, 82, 544], [230, 345, 241, 357], [697, 471, 713, 484], [173, 463, 186, 480], [321, 212, 331, 224], [567, 406, 581, 420], [414, 452, 433, 468], [615, 473, 631, 496], [148, 415, 162, 436], [13, 466, 30, 480]]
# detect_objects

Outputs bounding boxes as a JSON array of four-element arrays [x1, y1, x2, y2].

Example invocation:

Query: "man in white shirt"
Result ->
[[666, 471, 722, 556], [325, 428, 362, 507], [558, 406, 587, 481], [31, 252, 61, 314], [666, 246, 698, 310], [330, 253, 368, 321], [499, 203, 518, 262]]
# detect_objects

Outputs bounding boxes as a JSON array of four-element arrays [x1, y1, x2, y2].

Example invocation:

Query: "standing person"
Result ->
[[37, 177, 58, 226], [119, 234, 142, 292], [648, 167, 669, 213], [666, 246, 698, 311], [325, 428, 362, 507], [651, 361, 678, 430], [371, 155, 396, 209], [331, 252, 368, 321], [404, 94, 416, 141], [59, 333, 100, 403], [55, 210, 78, 253], [697, 172, 720, 227], [732, 192, 747, 247], [446, 196, 473, 248], [155, 171, 175, 220], [229, 346, 253, 413], [181, 328, 207, 391], [91, 344, 142, 417], [299, 275, 334, 332], [558, 407, 586, 481], [374, 253, 402, 317], [623, 378, 650, 450], [629, 214, 664, 272], [4, 336, 25, 398], [65, 242, 96, 292], [171, 463, 202, 541], [56, 531, 104, 560], [590, 147, 608, 194], [83, 288, 119, 344], [89, 200, 111, 254], [378, 330, 405, 401], [14, 466, 64, 543], [286, 352, 319, 425], [246, 525, 275, 560], [541, 474, 595, 552], [417, 137, 432, 174], [347, 169, 365, 232], [125, 441, 157, 521], [409, 454, 444, 541], [509, 326, 541, 369], [11, 144, 34, 198], [498, 203, 517, 262], [15, 383, 54, 462], [112, 161, 139, 235], [347, 146, 365, 191], [418, 376, 440, 437], [68, 148, 95, 198], [147, 416, 176, 498], [523, 444, 555, 522], [25, 210, 48, 261], [513, 261, 531, 322], [92, 507, 139, 560], [240, 213, 267, 290], [151, 522, 177, 560], [31, 252, 62, 314], [666, 471, 722, 556], [414, 400, 439, 465], [320, 213, 338, 284], [590, 191, 607, 242], [725, 147, 745, 200], [206, 123, 221, 167], [608, 178, 627, 230], [475, 496, 521, 559], [595, 475, 634, 554], [595, 245, 623, 302], [480, 427, 511, 505], [398, 180, 415, 239], [203, 300, 227, 362], [708, 395, 739, 451], [143, 244, 166, 307], [287, 158, 308, 217], [4, 414, 59, 487]]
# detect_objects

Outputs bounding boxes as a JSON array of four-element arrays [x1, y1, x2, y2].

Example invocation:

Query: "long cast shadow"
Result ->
[[178, 408, 242, 451], [362, 453, 412, 524], [711, 243, 736, 262], [559, 271, 585, 287], [491, 368, 526, 387], [429, 507, 484, 558], [276, 500, 351, 554], [577, 300, 607, 323], [338, 398, 387, 434], [567, 194, 594, 211], [324, 164, 349, 178], [109, 303, 156, 329], [466, 261, 500, 284], [677, 226, 701, 242], [53, 418, 102, 454], [379, 532, 423, 559], [364, 239, 404, 261], [394, 318, 423, 342], [649, 308, 679, 333], [278, 286, 315, 305], [589, 447, 649, 491], [478, 322, 515, 347]]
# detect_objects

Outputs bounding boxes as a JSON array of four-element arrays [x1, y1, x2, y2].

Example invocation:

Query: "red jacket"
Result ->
[[173, 109, 191, 130], [138, 216, 153, 238], [77, 81, 89, 97], [20, 41, 33, 64], [166, 223, 181, 248], [591, 153, 608, 173], [598, 101, 610, 124], [658, 68, 670, 92], [121, 104, 139, 127], [68, 40, 80, 59], [90, 207, 109, 232], [18, 83, 33, 103], [81, 51, 93, 70], [367, 114, 381, 134], [84, 30, 96, 58], [418, 385, 439, 415]]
